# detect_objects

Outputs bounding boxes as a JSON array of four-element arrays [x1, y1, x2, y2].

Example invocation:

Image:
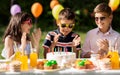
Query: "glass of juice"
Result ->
[[20, 53, 28, 71], [30, 48, 38, 68], [15, 50, 21, 60]]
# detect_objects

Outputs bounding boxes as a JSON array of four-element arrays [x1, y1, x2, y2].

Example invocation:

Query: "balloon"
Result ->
[[50, 0, 59, 9], [52, 4, 64, 20], [31, 2, 43, 18], [109, 0, 120, 11], [10, 4, 21, 16]]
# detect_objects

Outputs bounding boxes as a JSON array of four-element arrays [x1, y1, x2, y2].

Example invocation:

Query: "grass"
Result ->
[[0, 25, 87, 59]]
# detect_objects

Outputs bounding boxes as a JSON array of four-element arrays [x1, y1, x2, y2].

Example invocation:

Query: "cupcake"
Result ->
[[85, 60, 94, 69], [42, 59, 48, 64], [50, 60, 58, 69], [10, 60, 21, 72], [37, 61, 44, 69], [44, 61, 53, 70], [75, 60, 86, 69]]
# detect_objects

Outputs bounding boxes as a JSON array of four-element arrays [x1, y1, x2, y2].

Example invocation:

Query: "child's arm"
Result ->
[[50, 34, 61, 51], [3, 36, 14, 59], [73, 47, 79, 58], [31, 28, 41, 57], [72, 35, 81, 58]]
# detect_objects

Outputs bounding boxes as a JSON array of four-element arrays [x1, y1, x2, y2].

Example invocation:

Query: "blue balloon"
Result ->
[[10, 4, 21, 16]]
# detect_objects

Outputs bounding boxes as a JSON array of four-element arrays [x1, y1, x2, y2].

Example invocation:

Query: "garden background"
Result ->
[[0, 0, 120, 58]]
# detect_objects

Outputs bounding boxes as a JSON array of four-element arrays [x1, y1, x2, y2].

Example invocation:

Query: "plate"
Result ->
[[0, 59, 10, 63], [71, 66, 96, 72], [34, 67, 64, 72], [72, 68, 95, 72]]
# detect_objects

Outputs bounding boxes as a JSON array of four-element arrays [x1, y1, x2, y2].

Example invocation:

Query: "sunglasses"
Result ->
[[23, 18, 32, 26], [95, 17, 106, 21], [61, 24, 75, 28]]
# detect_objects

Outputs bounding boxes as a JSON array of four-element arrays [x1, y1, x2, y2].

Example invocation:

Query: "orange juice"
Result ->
[[30, 52, 38, 68], [111, 50, 119, 69], [15, 51, 21, 60], [107, 50, 112, 58], [20, 54, 28, 71]]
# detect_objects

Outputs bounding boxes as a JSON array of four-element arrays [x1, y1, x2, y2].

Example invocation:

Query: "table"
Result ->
[[1, 68, 120, 75], [1, 59, 120, 75]]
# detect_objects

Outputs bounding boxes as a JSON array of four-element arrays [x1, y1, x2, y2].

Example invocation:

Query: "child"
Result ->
[[43, 8, 81, 58], [1, 12, 41, 59], [81, 3, 120, 58]]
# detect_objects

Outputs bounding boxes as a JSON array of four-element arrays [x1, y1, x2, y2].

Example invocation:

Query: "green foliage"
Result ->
[[0, 0, 120, 31], [0, 0, 120, 59]]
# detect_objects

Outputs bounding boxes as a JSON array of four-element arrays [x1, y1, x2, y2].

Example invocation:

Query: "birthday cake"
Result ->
[[46, 52, 76, 66]]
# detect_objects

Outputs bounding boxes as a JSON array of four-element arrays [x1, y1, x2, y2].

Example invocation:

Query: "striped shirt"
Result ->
[[43, 29, 81, 52]]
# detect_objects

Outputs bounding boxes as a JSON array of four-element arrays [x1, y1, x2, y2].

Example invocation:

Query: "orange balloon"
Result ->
[[31, 2, 43, 18], [109, 0, 120, 11], [50, 0, 59, 9]]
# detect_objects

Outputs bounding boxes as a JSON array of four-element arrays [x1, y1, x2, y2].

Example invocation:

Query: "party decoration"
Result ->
[[10, 4, 21, 16], [50, 0, 59, 9], [31, 2, 43, 18], [109, 0, 120, 11], [52, 4, 64, 20]]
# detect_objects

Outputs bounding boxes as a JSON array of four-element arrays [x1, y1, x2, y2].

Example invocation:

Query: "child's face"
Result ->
[[95, 12, 112, 31], [21, 19, 32, 34], [58, 19, 75, 36]]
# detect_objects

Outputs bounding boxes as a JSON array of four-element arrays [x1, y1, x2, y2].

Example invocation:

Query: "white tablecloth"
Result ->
[[1, 69, 120, 75], [1, 59, 120, 75]]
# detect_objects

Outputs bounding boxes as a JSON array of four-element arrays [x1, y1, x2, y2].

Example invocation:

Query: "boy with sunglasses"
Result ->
[[81, 3, 120, 58], [43, 8, 81, 58]]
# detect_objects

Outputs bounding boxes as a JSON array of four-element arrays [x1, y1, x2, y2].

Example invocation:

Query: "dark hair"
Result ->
[[58, 8, 75, 21], [94, 3, 112, 16], [3, 12, 31, 43]]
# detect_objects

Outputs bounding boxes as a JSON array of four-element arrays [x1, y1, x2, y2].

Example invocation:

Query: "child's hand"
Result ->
[[53, 34, 61, 45], [96, 39, 109, 51], [72, 35, 80, 46], [32, 28, 41, 48]]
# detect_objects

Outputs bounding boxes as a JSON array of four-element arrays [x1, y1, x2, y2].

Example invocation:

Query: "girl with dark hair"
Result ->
[[1, 12, 41, 59]]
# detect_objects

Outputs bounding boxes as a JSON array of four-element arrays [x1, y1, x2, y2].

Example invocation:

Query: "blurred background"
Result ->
[[0, 0, 120, 58]]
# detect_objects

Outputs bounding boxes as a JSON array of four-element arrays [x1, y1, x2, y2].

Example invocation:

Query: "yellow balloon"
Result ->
[[109, 0, 120, 11], [52, 4, 64, 20]]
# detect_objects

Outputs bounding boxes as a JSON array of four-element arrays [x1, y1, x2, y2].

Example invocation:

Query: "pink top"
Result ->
[[81, 27, 120, 57]]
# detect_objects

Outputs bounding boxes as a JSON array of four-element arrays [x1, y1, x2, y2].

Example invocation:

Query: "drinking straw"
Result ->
[[30, 41, 33, 53], [114, 42, 118, 51], [14, 41, 18, 51]]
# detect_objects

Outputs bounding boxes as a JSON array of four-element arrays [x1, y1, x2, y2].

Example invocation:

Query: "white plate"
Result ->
[[0, 59, 10, 63], [34, 67, 64, 72], [71, 67, 96, 72]]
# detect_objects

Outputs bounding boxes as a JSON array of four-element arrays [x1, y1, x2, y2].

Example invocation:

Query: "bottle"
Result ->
[[30, 48, 38, 68], [111, 50, 119, 69], [20, 51, 28, 71], [15, 50, 21, 61]]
